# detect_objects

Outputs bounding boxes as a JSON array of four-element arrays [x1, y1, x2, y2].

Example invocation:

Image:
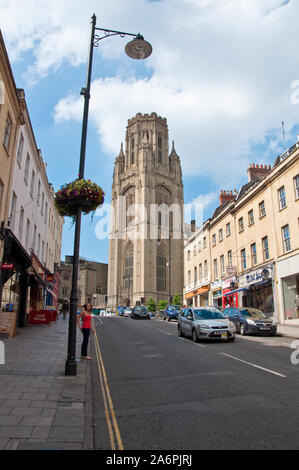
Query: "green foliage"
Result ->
[[158, 300, 168, 311], [147, 298, 157, 313], [172, 294, 181, 306], [55, 179, 105, 218]]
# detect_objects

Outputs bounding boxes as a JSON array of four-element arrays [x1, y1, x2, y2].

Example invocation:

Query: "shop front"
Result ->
[[238, 264, 275, 317], [1, 228, 32, 328], [210, 280, 222, 309], [222, 276, 239, 310], [184, 285, 210, 307], [277, 254, 299, 324]]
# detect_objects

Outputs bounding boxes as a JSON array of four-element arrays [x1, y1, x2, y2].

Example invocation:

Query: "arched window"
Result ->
[[123, 186, 135, 229], [157, 248, 166, 292], [124, 243, 133, 289]]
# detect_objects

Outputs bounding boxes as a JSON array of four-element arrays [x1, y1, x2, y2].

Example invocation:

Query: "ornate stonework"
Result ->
[[107, 113, 184, 309]]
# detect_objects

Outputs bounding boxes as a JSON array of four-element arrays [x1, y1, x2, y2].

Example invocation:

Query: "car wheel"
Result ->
[[168, 318, 171, 322], [178, 325, 184, 337], [240, 323, 246, 336], [192, 328, 199, 343]]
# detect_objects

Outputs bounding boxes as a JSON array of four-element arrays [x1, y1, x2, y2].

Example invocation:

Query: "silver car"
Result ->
[[178, 307, 236, 342]]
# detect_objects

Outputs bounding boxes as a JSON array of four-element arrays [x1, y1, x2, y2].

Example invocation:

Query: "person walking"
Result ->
[[77, 303, 95, 360], [61, 301, 69, 320]]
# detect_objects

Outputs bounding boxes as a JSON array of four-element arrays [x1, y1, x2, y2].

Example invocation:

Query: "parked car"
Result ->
[[118, 306, 125, 316], [131, 306, 151, 320], [163, 304, 181, 321], [178, 307, 236, 342], [223, 307, 277, 336], [124, 307, 132, 317]]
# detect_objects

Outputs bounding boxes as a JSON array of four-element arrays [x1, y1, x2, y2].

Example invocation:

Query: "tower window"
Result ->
[[158, 135, 162, 163], [131, 136, 135, 164]]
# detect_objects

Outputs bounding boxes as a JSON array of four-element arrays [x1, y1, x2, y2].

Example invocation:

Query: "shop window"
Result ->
[[278, 186, 287, 210], [294, 175, 299, 200], [282, 275, 299, 320], [259, 200, 266, 218], [282, 224, 291, 253]]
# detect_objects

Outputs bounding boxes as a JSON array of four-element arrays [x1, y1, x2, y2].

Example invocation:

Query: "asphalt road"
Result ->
[[90, 316, 299, 450]]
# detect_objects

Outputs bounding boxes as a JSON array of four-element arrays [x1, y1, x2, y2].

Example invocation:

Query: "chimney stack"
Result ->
[[247, 163, 271, 182], [219, 190, 235, 206]]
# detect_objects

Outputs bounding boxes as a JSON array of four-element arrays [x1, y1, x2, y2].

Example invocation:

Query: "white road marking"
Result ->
[[177, 337, 206, 348], [156, 329, 173, 336], [220, 352, 287, 378]]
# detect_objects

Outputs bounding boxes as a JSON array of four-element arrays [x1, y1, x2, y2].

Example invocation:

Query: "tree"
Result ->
[[147, 298, 157, 313], [172, 294, 181, 306], [158, 300, 167, 311]]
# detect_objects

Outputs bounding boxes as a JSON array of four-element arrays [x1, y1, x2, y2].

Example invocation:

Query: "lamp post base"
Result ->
[[65, 359, 77, 376]]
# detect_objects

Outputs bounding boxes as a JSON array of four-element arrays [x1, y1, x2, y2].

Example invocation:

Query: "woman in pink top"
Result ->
[[77, 303, 95, 360]]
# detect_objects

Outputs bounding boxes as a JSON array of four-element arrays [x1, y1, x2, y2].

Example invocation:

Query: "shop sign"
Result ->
[[226, 266, 237, 274], [222, 276, 237, 290], [239, 265, 273, 288], [210, 280, 222, 291], [1, 263, 14, 270], [212, 290, 222, 299]]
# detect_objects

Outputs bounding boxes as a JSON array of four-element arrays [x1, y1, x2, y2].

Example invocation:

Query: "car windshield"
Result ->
[[240, 308, 265, 319], [169, 306, 179, 311], [136, 308, 148, 313], [193, 308, 226, 320]]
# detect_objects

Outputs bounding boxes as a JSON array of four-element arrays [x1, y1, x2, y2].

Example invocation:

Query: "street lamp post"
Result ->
[[65, 14, 152, 376]]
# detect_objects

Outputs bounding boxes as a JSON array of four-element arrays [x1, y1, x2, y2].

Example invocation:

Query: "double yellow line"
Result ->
[[93, 322, 124, 450]]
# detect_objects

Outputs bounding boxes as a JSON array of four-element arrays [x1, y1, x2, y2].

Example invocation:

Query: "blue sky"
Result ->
[[1, 0, 299, 264]]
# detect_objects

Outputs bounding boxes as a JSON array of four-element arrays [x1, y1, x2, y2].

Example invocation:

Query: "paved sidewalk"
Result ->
[[277, 324, 299, 340], [0, 315, 93, 450]]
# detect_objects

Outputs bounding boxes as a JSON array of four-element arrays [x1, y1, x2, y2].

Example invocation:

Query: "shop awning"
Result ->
[[223, 287, 248, 296]]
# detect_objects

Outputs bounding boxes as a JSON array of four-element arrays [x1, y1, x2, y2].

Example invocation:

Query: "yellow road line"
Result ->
[[93, 323, 124, 450]]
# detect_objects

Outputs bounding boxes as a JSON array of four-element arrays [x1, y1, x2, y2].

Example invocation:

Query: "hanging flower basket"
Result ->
[[55, 179, 105, 219]]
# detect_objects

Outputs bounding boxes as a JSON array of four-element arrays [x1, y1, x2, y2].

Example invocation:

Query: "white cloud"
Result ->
[[2, 0, 299, 185]]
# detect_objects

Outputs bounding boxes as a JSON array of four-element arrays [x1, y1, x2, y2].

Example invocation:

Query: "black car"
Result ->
[[130, 306, 151, 320], [223, 307, 277, 336]]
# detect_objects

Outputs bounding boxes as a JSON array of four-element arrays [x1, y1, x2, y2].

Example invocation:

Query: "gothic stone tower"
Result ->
[[107, 113, 184, 310]]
